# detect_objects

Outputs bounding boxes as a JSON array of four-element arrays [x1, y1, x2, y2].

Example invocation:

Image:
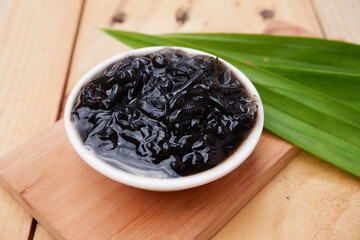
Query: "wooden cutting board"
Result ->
[[0, 120, 299, 240]]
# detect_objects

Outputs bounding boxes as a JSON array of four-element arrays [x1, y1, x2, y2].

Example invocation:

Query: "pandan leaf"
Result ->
[[101, 29, 360, 177]]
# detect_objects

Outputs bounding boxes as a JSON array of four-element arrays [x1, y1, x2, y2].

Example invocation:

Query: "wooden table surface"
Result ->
[[0, 0, 359, 239]]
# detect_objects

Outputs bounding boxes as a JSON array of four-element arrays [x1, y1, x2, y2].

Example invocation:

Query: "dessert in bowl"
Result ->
[[65, 46, 264, 191]]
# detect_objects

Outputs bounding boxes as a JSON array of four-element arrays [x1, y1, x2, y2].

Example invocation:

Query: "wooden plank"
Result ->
[[0, 0, 83, 239], [313, 0, 360, 44], [0, 121, 299, 240], [0, 0, 83, 155], [213, 152, 360, 240]]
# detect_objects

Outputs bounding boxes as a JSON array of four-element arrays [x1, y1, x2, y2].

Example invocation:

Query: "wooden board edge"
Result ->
[[200, 146, 301, 240], [0, 174, 64, 240], [0, 121, 65, 239]]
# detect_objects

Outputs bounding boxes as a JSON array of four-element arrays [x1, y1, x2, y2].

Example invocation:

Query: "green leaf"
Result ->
[[261, 66, 360, 110], [101, 29, 360, 177]]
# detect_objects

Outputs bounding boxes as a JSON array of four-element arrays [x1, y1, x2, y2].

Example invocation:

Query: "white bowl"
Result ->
[[64, 46, 264, 191]]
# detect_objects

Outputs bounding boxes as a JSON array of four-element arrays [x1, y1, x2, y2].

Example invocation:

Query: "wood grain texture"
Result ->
[[0, 0, 82, 155], [0, 0, 357, 239], [0, 0, 83, 239], [213, 152, 360, 240], [313, 0, 360, 44], [0, 184, 33, 239], [0, 121, 299, 240]]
